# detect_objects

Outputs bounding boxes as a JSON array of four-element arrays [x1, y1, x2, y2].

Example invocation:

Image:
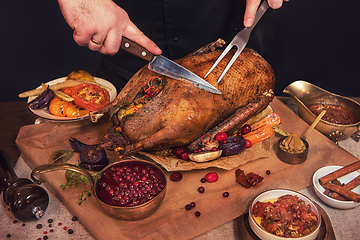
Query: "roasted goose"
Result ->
[[91, 39, 275, 156]]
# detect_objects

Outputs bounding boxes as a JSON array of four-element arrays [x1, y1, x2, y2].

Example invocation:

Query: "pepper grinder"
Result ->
[[0, 150, 49, 222]]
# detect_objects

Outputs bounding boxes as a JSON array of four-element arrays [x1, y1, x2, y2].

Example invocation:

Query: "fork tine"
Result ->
[[204, 42, 235, 79], [216, 47, 242, 83]]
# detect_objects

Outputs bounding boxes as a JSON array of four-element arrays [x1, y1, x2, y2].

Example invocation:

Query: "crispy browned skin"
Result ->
[[94, 39, 275, 155]]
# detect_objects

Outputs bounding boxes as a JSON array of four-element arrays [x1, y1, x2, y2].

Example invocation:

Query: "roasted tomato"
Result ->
[[49, 97, 73, 117], [70, 83, 110, 111], [61, 87, 74, 96], [49, 97, 90, 118], [65, 105, 90, 118]]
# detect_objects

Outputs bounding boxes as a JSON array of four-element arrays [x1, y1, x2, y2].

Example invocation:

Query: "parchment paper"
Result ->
[[15, 98, 359, 240]]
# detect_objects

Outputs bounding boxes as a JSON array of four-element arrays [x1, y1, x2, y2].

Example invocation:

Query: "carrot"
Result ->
[[250, 113, 281, 130], [243, 124, 274, 144]]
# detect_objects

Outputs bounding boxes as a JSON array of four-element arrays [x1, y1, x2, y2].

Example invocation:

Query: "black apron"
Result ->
[[97, 0, 275, 91]]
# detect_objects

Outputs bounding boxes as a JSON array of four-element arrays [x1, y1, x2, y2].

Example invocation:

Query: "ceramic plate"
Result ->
[[313, 165, 360, 209], [27, 77, 117, 122]]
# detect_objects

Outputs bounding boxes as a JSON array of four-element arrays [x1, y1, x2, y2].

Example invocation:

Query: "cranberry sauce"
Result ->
[[95, 161, 165, 207]]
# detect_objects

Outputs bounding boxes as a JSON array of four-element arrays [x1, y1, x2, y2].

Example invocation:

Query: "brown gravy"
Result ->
[[307, 104, 359, 125]]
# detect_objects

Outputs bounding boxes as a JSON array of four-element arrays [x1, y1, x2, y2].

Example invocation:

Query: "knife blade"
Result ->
[[120, 37, 222, 94]]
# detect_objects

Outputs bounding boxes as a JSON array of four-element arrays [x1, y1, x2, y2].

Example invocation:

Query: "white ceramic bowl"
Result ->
[[313, 166, 360, 209], [249, 189, 321, 240]]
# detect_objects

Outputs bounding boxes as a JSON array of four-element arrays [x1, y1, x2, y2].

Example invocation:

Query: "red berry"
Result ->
[[205, 172, 219, 183], [245, 139, 252, 148], [170, 172, 183, 182], [180, 151, 189, 160], [266, 170, 271, 175], [215, 132, 227, 141], [241, 124, 251, 135], [223, 192, 229, 197], [198, 186, 205, 193], [173, 146, 185, 156]]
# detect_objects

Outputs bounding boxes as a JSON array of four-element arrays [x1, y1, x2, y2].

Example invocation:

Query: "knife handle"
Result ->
[[120, 37, 154, 62]]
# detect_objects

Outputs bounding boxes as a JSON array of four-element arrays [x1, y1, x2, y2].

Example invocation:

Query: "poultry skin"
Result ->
[[91, 39, 275, 156]]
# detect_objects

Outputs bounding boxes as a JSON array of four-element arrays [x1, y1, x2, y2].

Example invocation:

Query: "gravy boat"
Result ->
[[283, 80, 360, 142]]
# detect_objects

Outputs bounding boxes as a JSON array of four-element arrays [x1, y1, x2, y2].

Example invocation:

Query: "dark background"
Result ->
[[1, 0, 359, 102]]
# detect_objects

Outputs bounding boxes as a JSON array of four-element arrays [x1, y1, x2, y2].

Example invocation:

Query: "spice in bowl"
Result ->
[[279, 133, 306, 153]]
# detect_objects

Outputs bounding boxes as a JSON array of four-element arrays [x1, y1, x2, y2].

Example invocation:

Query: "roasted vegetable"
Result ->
[[69, 137, 109, 171], [250, 113, 281, 130], [28, 86, 54, 110], [188, 150, 222, 162], [243, 124, 274, 144], [218, 136, 246, 156]]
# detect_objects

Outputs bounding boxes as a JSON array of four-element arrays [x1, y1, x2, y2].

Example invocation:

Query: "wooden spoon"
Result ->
[[303, 110, 326, 140]]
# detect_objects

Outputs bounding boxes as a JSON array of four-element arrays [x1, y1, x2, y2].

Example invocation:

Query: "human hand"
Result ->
[[244, 0, 289, 27], [57, 0, 162, 55]]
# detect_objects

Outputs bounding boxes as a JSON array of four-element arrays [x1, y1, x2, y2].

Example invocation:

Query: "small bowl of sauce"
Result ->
[[277, 134, 309, 164]]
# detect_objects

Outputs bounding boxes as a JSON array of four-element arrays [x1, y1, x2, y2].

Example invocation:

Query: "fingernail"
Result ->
[[244, 19, 253, 28], [155, 46, 162, 55]]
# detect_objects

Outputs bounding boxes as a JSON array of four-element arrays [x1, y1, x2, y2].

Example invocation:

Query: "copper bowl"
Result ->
[[284, 80, 360, 142], [31, 159, 167, 221], [276, 136, 309, 164]]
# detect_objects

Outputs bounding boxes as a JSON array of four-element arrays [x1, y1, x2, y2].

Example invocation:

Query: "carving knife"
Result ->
[[120, 37, 222, 94]]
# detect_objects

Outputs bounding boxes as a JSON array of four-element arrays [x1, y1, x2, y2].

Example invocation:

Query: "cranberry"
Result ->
[[195, 211, 201, 217], [211, 147, 218, 151], [198, 186, 205, 193], [241, 124, 251, 135], [205, 172, 218, 183], [180, 151, 189, 160], [170, 172, 183, 182], [96, 161, 165, 207], [185, 204, 192, 210], [190, 202, 196, 208], [173, 146, 186, 156], [223, 192, 229, 197], [215, 132, 227, 141], [245, 139, 252, 148], [200, 178, 206, 183], [266, 170, 271, 175]]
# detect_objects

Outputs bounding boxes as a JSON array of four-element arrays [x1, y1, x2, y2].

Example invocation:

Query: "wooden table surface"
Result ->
[[0, 102, 37, 166]]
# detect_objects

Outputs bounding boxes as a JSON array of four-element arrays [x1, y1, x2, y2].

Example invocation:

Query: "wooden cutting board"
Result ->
[[16, 97, 358, 240]]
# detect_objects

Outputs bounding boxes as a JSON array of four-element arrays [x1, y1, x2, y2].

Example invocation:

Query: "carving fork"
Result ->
[[204, 1, 269, 83]]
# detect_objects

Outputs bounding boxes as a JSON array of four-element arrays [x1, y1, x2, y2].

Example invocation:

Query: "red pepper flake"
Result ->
[[58, 222, 62, 226], [43, 231, 47, 234], [63, 226, 68, 230], [50, 229, 54, 233]]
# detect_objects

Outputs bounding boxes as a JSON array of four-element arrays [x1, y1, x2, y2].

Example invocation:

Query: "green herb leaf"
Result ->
[[49, 150, 74, 164]]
